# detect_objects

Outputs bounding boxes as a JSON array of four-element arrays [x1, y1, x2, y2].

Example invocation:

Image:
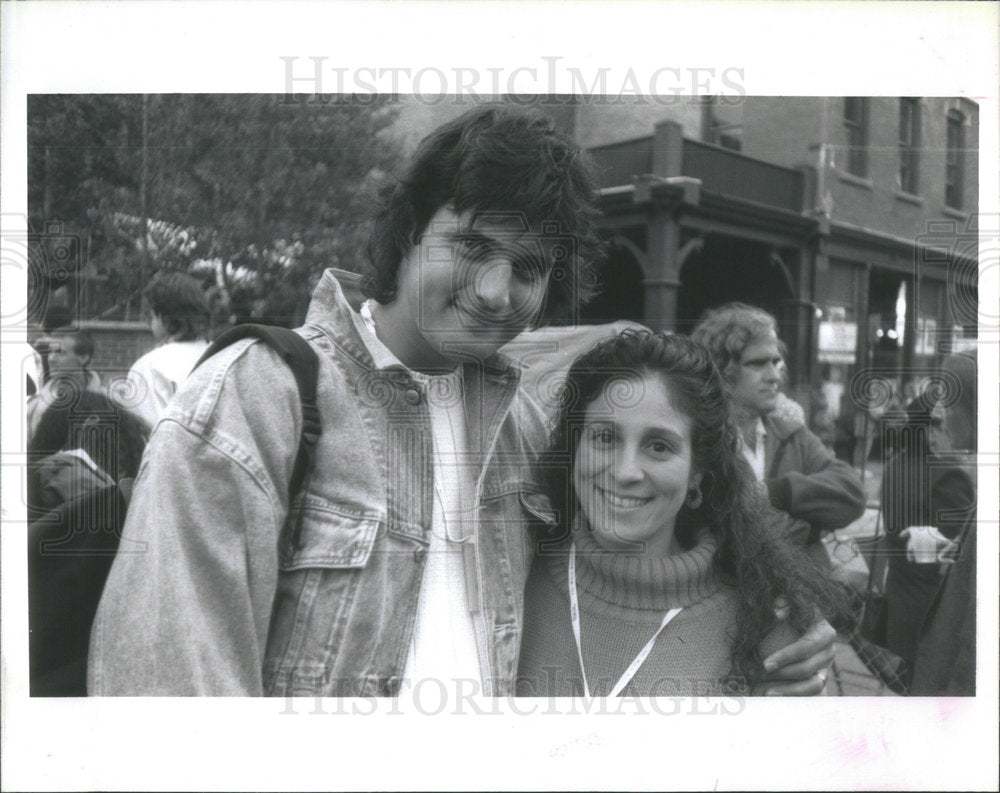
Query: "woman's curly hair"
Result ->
[[538, 328, 847, 689]]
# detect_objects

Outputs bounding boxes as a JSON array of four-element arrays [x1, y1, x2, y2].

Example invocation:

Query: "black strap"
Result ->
[[195, 325, 321, 547]]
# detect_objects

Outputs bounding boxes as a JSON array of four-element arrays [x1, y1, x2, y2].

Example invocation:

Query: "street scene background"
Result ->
[[21, 94, 982, 696]]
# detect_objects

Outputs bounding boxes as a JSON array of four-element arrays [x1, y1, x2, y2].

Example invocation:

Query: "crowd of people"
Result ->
[[25, 105, 978, 699], [26, 272, 211, 694]]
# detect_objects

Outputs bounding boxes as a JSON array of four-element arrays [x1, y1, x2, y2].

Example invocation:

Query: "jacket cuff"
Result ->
[[767, 476, 793, 512]]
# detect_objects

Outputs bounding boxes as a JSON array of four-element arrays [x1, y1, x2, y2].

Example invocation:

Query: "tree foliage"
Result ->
[[28, 94, 403, 327]]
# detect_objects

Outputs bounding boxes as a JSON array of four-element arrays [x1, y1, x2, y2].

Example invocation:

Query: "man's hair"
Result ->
[[364, 103, 604, 324], [143, 272, 210, 342], [690, 302, 786, 384], [49, 328, 95, 366]]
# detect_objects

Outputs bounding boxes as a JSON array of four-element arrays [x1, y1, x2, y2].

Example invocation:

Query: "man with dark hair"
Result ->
[[43, 328, 96, 380], [142, 270, 212, 342], [692, 302, 865, 572], [91, 105, 833, 697], [364, 105, 603, 324], [123, 271, 210, 428], [26, 327, 102, 440]]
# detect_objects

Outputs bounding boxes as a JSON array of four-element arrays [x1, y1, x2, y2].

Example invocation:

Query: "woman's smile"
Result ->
[[595, 486, 653, 510]]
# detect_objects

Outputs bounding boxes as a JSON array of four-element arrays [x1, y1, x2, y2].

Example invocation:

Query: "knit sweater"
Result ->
[[516, 525, 796, 696]]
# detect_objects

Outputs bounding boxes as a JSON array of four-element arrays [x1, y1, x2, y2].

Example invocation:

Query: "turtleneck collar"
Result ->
[[543, 515, 721, 614]]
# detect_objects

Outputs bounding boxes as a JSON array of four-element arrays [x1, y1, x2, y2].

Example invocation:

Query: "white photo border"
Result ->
[[2, 2, 997, 791]]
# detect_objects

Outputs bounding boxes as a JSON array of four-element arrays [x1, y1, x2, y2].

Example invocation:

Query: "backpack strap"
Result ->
[[194, 325, 321, 548]]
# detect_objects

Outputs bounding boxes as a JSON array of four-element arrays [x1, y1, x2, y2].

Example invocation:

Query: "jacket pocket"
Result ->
[[266, 501, 387, 696], [279, 497, 381, 570]]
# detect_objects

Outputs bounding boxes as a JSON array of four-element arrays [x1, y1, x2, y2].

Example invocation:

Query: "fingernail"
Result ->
[[764, 659, 777, 672]]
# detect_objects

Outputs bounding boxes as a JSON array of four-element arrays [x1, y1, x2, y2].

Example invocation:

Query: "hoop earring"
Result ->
[[686, 483, 703, 510]]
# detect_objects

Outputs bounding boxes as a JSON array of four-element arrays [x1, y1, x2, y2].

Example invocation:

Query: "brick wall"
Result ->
[[740, 97, 979, 238], [823, 97, 977, 238], [78, 321, 156, 384], [740, 96, 823, 169]]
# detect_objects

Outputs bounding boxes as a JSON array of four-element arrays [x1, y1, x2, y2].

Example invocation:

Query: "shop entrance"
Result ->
[[676, 234, 795, 335], [867, 270, 910, 374]]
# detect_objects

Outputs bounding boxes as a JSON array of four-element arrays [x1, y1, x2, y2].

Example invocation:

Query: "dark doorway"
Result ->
[[867, 270, 909, 372], [579, 242, 644, 325], [676, 234, 794, 335]]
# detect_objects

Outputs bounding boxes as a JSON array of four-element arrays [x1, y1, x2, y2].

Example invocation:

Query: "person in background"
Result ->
[[880, 390, 963, 678], [516, 330, 846, 696], [691, 303, 866, 573], [26, 327, 102, 441], [123, 272, 211, 429], [27, 389, 148, 696], [28, 390, 148, 518], [909, 350, 977, 695]]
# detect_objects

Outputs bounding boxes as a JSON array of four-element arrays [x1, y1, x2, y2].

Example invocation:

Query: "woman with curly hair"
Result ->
[[516, 329, 844, 696]]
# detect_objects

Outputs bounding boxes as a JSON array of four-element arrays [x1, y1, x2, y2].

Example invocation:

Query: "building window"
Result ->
[[945, 109, 965, 209], [898, 98, 921, 194], [843, 97, 869, 177]]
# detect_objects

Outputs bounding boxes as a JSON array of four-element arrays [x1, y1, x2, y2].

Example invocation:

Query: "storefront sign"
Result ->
[[817, 320, 857, 364]]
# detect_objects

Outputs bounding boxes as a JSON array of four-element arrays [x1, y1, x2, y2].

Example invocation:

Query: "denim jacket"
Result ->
[[88, 272, 555, 696]]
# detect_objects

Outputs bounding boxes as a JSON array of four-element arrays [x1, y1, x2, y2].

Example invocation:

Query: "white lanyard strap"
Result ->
[[568, 542, 591, 697], [569, 542, 682, 697]]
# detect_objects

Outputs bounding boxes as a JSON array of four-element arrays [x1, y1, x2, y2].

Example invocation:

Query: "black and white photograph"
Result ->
[[2, 2, 997, 791]]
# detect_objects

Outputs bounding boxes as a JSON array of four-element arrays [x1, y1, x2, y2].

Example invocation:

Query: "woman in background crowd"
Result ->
[[27, 390, 149, 696]]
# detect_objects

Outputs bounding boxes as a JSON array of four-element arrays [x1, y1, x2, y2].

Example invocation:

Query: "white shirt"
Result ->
[[122, 339, 209, 429], [355, 301, 482, 693], [741, 417, 768, 482]]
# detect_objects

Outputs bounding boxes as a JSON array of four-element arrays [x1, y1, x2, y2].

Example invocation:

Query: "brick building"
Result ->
[[571, 96, 979, 465], [77, 321, 156, 384]]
